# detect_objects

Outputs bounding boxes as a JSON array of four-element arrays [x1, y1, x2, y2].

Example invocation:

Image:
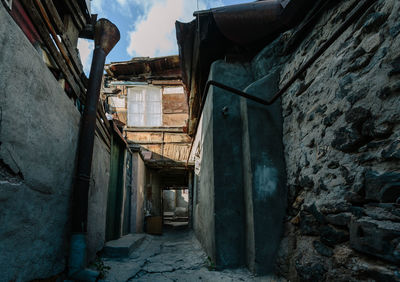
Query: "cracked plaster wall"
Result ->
[[0, 5, 110, 281]]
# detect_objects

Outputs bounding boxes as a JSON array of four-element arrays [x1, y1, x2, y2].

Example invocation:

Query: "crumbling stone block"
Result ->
[[320, 225, 349, 247], [382, 140, 400, 161], [331, 127, 367, 152], [349, 217, 400, 263], [325, 212, 352, 227], [313, 240, 333, 257], [364, 203, 400, 222], [365, 170, 400, 203], [389, 55, 400, 76], [323, 109, 342, 127], [295, 259, 326, 282]]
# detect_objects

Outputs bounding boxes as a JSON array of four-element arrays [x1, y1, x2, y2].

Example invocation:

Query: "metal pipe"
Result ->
[[69, 18, 119, 281], [186, 0, 376, 166]]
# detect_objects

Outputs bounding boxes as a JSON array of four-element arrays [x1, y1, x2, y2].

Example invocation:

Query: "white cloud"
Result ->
[[126, 0, 225, 58], [116, 0, 127, 6], [91, 0, 103, 14], [77, 38, 94, 75]]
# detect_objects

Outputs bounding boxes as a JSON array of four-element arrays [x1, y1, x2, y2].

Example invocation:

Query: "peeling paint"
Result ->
[[254, 165, 279, 200]]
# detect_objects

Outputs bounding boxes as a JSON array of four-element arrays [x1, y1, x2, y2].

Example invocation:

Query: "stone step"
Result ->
[[102, 234, 145, 258]]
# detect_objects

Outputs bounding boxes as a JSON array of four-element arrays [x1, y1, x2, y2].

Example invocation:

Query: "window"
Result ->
[[127, 86, 162, 127]]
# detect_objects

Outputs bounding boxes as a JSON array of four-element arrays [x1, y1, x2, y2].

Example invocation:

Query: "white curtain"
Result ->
[[128, 86, 162, 127]]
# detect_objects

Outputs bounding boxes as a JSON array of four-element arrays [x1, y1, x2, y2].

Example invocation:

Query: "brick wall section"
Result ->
[[251, 0, 400, 280]]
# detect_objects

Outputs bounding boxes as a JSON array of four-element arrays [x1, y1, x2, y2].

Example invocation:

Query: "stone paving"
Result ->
[[98, 230, 284, 282]]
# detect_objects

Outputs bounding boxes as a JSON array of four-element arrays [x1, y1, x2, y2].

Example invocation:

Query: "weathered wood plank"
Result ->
[[65, 0, 85, 29], [164, 133, 191, 143], [34, 0, 85, 91], [42, 0, 64, 34], [63, 1, 83, 30], [125, 127, 184, 133], [162, 113, 187, 127], [20, 0, 81, 98], [41, 0, 84, 75], [126, 132, 163, 143], [95, 118, 111, 150]]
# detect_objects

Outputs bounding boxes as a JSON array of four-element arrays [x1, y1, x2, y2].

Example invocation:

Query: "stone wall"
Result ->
[[258, 0, 400, 280], [0, 5, 111, 280]]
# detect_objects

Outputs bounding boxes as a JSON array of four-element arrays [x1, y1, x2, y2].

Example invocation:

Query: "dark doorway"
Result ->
[[162, 188, 189, 230]]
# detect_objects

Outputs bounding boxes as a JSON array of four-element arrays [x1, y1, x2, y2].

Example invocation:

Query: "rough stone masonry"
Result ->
[[250, 0, 400, 280]]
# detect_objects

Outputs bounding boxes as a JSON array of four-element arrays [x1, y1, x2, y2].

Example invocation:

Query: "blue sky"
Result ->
[[77, 0, 253, 74]]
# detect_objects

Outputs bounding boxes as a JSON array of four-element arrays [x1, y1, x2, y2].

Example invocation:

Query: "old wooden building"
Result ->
[[103, 55, 193, 234]]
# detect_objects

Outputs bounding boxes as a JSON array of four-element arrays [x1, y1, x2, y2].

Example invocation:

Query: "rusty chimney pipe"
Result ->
[[69, 19, 119, 281]]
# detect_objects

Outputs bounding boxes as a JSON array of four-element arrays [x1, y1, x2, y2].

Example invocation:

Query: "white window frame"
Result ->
[[127, 86, 162, 127]]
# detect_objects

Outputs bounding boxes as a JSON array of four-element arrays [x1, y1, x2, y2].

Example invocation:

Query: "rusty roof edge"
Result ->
[[193, 0, 288, 15], [107, 55, 180, 66], [176, 0, 320, 137]]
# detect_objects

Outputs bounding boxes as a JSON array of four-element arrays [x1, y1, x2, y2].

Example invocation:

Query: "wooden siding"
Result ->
[[126, 131, 191, 163]]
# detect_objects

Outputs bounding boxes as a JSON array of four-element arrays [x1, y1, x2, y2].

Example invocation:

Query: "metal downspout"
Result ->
[[68, 19, 120, 281]]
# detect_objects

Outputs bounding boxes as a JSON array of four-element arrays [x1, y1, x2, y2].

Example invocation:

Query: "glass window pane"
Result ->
[[127, 86, 162, 127], [146, 101, 161, 113], [146, 114, 161, 127]]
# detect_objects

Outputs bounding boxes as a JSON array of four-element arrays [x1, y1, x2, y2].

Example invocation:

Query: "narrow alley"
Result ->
[[1, 0, 400, 281], [99, 230, 281, 282]]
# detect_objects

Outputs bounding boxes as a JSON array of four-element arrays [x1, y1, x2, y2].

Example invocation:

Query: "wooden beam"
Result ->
[[126, 141, 190, 145], [34, 0, 85, 91], [64, 0, 85, 29], [95, 118, 111, 150], [41, 0, 64, 34], [151, 80, 182, 85], [41, 0, 84, 75], [20, 0, 81, 98], [124, 127, 185, 133]]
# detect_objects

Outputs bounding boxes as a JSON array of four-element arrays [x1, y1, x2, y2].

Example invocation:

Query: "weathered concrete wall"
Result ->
[[87, 136, 111, 261], [176, 189, 188, 208], [0, 5, 111, 280], [193, 58, 287, 272], [253, 0, 400, 280], [0, 6, 79, 280], [211, 61, 252, 268], [131, 152, 146, 233], [193, 80, 216, 262], [163, 190, 176, 212], [241, 72, 287, 274]]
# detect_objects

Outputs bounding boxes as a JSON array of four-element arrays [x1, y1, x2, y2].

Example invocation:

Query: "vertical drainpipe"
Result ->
[[69, 19, 120, 281]]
